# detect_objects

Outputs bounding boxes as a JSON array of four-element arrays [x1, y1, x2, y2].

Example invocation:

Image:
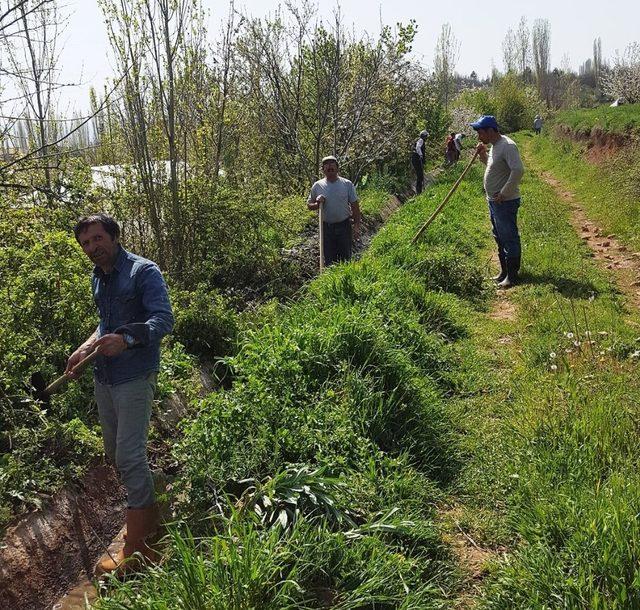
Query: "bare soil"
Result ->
[[0, 465, 126, 610], [541, 171, 640, 310], [439, 506, 501, 610], [554, 125, 632, 165]]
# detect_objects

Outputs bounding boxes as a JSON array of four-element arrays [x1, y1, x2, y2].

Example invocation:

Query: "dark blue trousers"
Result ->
[[488, 198, 521, 259], [323, 219, 352, 266], [411, 152, 424, 194]]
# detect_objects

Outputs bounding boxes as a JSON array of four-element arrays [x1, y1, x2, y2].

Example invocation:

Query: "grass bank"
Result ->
[[525, 129, 640, 252], [95, 159, 496, 608], [449, 132, 640, 607], [0, 184, 392, 533], [554, 103, 640, 136], [91, 135, 640, 607]]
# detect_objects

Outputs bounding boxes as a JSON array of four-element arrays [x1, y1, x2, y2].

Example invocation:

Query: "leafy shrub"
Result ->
[[0, 205, 201, 528], [0, 416, 101, 519], [172, 285, 238, 358], [456, 74, 543, 132]]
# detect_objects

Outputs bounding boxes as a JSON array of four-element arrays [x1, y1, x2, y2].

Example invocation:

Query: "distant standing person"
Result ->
[[445, 132, 458, 165], [307, 156, 361, 266], [66, 213, 174, 576], [470, 115, 525, 288], [411, 130, 429, 194], [533, 114, 543, 135]]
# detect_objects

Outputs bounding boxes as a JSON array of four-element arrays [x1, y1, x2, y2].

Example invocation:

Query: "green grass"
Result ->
[[447, 133, 640, 608], [91, 140, 640, 607], [96, 157, 496, 608], [526, 131, 640, 252], [359, 187, 394, 221], [554, 103, 640, 136]]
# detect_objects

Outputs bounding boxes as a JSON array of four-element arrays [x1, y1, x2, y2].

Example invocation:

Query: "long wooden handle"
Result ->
[[44, 348, 101, 396], [412, 150, 479, 244], [318, 200, 325, 271]]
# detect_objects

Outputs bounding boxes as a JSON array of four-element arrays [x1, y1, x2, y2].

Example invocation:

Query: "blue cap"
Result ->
[[470, 115, 499, 130]]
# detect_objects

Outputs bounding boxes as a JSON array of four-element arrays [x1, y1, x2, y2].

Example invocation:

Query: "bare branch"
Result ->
[[0, 70, 127, 173], [0, 0, 53, 34]]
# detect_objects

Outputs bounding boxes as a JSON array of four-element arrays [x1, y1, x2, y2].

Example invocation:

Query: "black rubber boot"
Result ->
[[498, 256, 520, 289], [492, 254, 507, 282]]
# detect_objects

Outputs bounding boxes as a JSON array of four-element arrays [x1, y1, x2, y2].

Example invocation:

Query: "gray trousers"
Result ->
[[94, 372, 157, 508]]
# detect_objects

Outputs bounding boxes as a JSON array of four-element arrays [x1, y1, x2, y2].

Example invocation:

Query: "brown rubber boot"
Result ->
[[95, 503, 160, 577]]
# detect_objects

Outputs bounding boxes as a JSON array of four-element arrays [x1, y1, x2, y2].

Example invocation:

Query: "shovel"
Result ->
[[318, 198, 325, 271], [30, 347, 100, 403]]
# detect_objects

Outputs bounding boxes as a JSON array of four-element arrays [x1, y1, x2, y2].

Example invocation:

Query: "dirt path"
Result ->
[[540, 171, 640, 309], [443, 159, 640, 608], [438, 504, 501, 610], [438, 254, 516, 608]]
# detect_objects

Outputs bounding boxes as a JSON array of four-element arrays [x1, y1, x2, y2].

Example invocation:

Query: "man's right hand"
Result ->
[[475, 143, 489, 164], [307, 195, 325, 211], [65, 347, 94, 379]]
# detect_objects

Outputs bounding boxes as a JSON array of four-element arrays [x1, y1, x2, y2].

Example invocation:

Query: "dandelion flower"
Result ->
[[566, 332, 574, 339], [550, 352, 556, 359], [551, 364, 558, 371]]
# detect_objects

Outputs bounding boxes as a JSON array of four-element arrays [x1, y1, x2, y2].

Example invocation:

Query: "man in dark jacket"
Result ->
[[66, 213, 174, 575], [411, 130, 429, 194]]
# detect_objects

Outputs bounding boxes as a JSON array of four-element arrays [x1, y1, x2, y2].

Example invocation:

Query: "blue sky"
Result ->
[[41, 0, 640, 112]]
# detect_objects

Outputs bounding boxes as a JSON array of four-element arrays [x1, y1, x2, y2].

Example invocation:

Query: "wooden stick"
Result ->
[[43, 348, 100, 396], [318, 200, 325, 271], [412, 150, 479, 244]]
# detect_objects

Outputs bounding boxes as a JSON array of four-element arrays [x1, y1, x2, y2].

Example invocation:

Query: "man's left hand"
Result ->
[[493, 192, 505, 203], [94, 333, 127, 357]]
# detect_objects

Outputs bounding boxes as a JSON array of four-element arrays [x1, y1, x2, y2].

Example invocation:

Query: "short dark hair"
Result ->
[[74, 213, 120, 243]]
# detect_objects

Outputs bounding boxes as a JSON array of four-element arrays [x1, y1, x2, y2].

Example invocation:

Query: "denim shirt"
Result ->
[[93, 246, 174, 385]]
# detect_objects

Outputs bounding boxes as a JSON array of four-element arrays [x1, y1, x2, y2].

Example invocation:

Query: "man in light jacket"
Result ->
[[471, 115, 525, 288]]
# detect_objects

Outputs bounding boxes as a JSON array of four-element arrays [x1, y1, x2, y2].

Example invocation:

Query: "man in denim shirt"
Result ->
[[65, 213, 173, 576]]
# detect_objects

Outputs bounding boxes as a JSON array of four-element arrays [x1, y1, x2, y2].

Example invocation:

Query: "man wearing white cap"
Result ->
[[307, 156, 361, 266], [411, 130, 429, 194]]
